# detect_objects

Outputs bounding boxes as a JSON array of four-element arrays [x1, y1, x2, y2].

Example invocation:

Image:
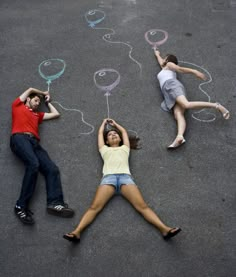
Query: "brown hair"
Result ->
[[28, 93, 42, 100], [162, 54, 178, 67], [104, 127, 141, 150], [25, 93, 42, 104], [129, 134, 141, 150]]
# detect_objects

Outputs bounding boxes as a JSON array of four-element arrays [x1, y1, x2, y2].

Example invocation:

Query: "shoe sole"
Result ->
[[16, 217, 35, 225], [167, 140, 186, 150], [47, 208, 74, 218], [163, 228, 182, 240], [63, 234, 80, 243], [21, 220, 35, 225]]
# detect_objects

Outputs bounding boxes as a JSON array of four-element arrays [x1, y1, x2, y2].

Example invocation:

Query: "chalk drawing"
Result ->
[[38, 59, 95, 135], [85, 9, 142, 75], [51, 101, 94, 135], [84, 9, 106, 27], [93, 68, 121, 118], [144, 29, 169, 49], [93, 68, 140, 138], [38, 59, 66, 91], [179, 61, 216, 122], [144, 30, 216, 122]]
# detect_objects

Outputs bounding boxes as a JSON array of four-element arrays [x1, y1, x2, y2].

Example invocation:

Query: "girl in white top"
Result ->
[[155, 50, 230, 149], [63, 119, 181, 242]]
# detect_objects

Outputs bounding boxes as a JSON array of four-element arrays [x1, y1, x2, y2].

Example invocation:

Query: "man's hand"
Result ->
[[44, 93, 51, 103]]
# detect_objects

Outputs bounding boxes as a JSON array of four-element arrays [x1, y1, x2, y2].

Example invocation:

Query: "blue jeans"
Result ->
[[10, 134, 64, 208]]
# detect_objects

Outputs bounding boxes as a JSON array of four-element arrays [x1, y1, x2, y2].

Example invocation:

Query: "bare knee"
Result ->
[[175, 99, 191, 110], [88, 204, 103, 214], [135, 202, 149, 214], [181, 101, 193, 110]]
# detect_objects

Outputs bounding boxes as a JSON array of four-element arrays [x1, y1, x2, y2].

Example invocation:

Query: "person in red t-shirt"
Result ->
[[10, 88, 74, 225]]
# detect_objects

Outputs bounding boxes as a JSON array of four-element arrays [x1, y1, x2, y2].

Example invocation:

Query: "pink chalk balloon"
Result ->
[[145, 29, 168, 49]]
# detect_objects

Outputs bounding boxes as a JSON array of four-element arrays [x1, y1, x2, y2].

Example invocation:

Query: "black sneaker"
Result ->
[[47, 203, 74, 218], [14, 206, 35, 225]]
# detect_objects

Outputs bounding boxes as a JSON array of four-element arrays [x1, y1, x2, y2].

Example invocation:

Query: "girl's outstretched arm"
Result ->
[[167, 62, 206, 80], [154, 49, 165, 68], [98, 119, 108, 149]]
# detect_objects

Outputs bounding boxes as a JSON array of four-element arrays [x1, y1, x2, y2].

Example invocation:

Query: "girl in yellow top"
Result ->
[[63, 119, 181, 242]]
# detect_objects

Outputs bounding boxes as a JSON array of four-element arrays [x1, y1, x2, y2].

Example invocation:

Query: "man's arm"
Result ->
[[43, 102, 60, 120], [19, 87, 49, 102]]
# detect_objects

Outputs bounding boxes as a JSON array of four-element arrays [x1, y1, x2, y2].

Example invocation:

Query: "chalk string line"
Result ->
[[93, 26, 142, 75], [179, 60, 216, 122], [51, 101, 95, 135]]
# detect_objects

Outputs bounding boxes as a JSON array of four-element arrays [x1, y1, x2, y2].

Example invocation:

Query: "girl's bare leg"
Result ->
[[121, 185, 179, 236], [65, 185, 115, 238], [168, 104, 186, 148], [176, 95, 230, 119]]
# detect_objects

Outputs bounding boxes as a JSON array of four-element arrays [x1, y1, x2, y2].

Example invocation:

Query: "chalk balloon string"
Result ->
[[51, 101, 95, 135], [85, 9, 142, 75], [95, 26, 142, 75], [105, 92, 110, 118], [179, 61, 216, 122], [100, 28, 142, 75]]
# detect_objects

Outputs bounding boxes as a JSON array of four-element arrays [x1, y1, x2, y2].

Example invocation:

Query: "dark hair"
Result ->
[[26, 93, 42, 102], [24, 93, 42, 104], [29, 93, 42, 99], [128, 134, 141, 150], [162, 54, 178, 67], [104, 126, 141, 150]]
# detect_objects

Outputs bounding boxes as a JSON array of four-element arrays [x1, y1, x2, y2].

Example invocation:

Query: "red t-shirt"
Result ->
[[11, 98, 45, 140]]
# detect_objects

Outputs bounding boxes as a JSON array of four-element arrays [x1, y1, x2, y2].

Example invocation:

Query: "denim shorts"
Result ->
[[100, 174, 136, 194]]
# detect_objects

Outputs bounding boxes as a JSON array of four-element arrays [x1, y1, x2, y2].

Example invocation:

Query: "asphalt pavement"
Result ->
[[0, 0, 235, 276]]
